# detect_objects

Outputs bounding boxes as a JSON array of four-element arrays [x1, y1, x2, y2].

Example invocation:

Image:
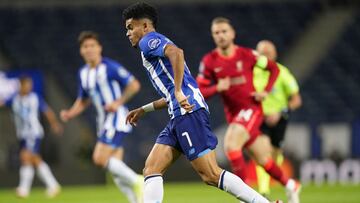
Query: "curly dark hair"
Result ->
[[122, 2, 158, 29]]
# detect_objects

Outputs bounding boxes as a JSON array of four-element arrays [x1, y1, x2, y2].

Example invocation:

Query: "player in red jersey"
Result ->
[[196, 17, 301, 203]]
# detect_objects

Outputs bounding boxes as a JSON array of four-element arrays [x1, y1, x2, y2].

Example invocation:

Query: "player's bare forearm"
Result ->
[[153, 98, 167, 110], [165, 44, 185, 93], [288, 93, 302, 111], [44, 107, 63, 135], [165, 44, 193, 112], [114, 79, 141, 106], [44, 107, 58, 125], [64, 98, 90, 119], [126, 98, 166, 127]]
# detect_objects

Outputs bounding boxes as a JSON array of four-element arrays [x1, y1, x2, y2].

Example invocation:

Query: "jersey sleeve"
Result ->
[[77, 70, 89, 99], [252, 50, 279, 92], [37, 95, 48, 113], [108, 62, 135, 87], [255, 55, 269, 69], [197, 57, 215, 84], [139, 33, 173, 57], [196, 56, 218, 99], [280, 65, 299, 96]]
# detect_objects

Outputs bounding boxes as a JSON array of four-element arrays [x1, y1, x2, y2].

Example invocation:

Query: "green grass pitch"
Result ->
[[1, 183, 359, 203]]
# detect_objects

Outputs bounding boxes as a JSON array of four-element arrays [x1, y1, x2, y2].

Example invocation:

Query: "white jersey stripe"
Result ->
[[112, 81, 121, 99], [188, 84, 206, 109], [142, 53, 174, 117], [97, 64, 114, 105], [88, 68, 97, 90], [80, 68, 88, 90]]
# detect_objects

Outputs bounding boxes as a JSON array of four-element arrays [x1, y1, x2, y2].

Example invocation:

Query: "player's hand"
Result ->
[[216, 77, 231, 92], [126, 108, 145, 127], [251, 91, 268, 102], [105, 101, 121, 113], [60, 110, 71, 122], [175, 91, 195, 112]]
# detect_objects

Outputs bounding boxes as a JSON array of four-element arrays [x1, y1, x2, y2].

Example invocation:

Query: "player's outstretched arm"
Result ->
[[105, 78, 141, 112], [60, 98, 90, 122], [43, 107, 63, 135], [164, 44, 194, 112], [126, 98, 167, 127]]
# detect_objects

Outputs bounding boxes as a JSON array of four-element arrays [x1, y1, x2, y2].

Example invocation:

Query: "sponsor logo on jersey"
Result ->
[[230, 76, 246, 85]]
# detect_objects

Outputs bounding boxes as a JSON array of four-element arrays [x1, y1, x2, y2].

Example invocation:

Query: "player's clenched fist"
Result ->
[[60, 110, 71, 122]]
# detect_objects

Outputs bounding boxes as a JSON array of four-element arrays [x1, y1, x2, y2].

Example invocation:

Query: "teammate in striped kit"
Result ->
[[1, 76, 62, 198], [60, 31, 143, 203], [123, 3, 281, 203]]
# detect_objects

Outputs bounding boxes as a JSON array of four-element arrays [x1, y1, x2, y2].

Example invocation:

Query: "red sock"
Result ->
[[226, 150, 247, 181], [264, 159, 288, 186]]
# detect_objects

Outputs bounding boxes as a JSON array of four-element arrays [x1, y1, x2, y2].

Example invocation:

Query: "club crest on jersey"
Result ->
[[148, 38, 161, 49]]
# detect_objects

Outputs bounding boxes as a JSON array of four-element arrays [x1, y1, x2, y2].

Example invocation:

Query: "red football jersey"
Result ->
[[197, 45, 279, 123]]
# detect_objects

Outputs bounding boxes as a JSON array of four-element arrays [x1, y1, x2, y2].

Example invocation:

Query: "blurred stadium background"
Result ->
[[0, 0, 359, 202]]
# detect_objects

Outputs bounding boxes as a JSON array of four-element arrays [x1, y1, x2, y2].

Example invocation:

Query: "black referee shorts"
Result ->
[[260, 115, 289, 148]]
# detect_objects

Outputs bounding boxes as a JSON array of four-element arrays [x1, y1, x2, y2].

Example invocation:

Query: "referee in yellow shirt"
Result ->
[[254, 40, 302, 196]]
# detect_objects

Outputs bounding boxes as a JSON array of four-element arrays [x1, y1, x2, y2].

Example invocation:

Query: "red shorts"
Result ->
[[230, 107, 263, 148]]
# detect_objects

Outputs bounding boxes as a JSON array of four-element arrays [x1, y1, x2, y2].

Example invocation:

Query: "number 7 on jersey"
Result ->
[[182, 132, 193, 147]]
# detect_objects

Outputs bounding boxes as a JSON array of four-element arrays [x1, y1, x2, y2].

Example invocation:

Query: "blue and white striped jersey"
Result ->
[[78, 57, 133, 135], [139, 32, 208, 119], [6, 92, 46, 139]]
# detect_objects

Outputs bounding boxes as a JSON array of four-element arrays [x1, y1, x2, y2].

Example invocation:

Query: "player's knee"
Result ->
[[32, 155, 43, 167], [20, 150, 33, 165], [92, 154, 107, 168], [224, 126, 247, 152], [255, 155, 271, 167]]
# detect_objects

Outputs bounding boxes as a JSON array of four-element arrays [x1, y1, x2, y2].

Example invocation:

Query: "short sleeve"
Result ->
[[108, 62, 134, 87], [197, 56, 215, 84], [281, 65, 299, 96], [139, 33, 173, 57], [37, 95, 48, 113], [243, 49, 258, 69], [77, 70, 89, 99], [255, 55, 269, 69]]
